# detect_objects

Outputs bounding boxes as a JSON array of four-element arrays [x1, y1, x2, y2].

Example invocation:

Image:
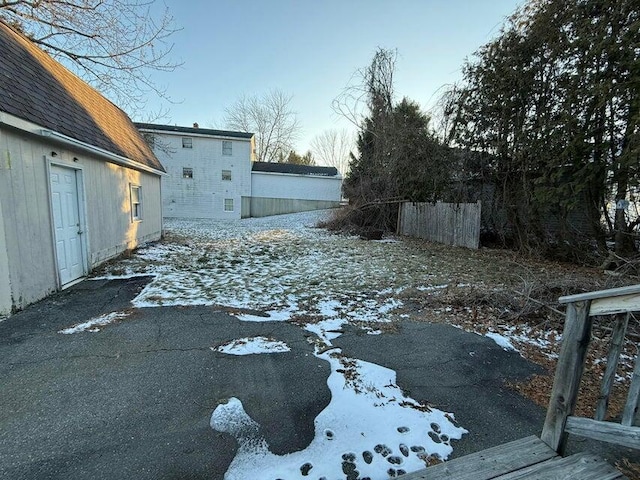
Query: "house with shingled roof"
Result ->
[[0, 20, 166, 316]]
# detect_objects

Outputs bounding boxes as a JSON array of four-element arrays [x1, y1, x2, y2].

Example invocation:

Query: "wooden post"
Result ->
[[595, 312, 629, 421], [541, 300, 593, 454], [396, 202, 404, 235], [622, 345, 640, 426]]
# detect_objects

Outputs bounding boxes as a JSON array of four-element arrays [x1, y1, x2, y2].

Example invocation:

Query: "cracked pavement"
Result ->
[[0, 274, 546, 479]]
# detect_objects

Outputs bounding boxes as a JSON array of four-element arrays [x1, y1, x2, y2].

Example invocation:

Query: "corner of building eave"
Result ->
[[0, 112, 167, 177]]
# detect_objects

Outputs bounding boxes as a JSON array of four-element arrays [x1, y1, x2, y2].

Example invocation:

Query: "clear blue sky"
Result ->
[[146, 0, 523, 154]]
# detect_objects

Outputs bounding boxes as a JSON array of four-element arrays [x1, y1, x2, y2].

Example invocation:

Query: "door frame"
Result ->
[[46, 158, 89, 289]]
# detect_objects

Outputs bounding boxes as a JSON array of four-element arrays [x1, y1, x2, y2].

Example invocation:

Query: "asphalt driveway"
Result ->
[[0, 275, 545, 480]]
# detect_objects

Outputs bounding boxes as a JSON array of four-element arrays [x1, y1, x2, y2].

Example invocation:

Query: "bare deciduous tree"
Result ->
[[0, 0, 180, 115], [332, 48, 397, 130], [310, 128, 354, 176], [224, 89, 301, 163]]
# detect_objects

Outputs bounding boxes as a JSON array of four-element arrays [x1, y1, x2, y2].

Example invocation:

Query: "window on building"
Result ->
[[224, 198, 234, 212], [222, 140, 232, 156], [183, 167, 193, 179], [222, 169, 232, 181], [130, 185, 142, 221], [182, 137, 193, 148]]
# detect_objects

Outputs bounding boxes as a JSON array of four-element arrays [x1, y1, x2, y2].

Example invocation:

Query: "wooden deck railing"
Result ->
[[541, 284, 640, 454]]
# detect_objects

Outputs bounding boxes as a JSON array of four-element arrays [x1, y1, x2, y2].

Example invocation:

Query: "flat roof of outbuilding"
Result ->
[[252, 161, 339, 177], [135, 123, 254, 140]]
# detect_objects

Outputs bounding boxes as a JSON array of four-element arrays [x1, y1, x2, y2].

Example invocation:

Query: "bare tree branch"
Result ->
[[310, 128, 354, 176], [224, 89, 301, 163], [0, 0, 182, 116], [332, 48, 398, 133]]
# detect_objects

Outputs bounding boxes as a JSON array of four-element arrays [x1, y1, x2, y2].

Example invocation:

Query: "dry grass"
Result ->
[[617, 458, 640, 480]]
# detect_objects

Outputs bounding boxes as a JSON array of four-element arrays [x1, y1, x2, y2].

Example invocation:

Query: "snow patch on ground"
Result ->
[[94, 211, 415, 323], [212, 350, 466, 480], [59, 311, 129, 334], [304, 318, 349, 343], [417, 284, 449, 292], [90, 273, 155, 281], [214, 337, 290, 355], [485, 332, 518, 352], [503, 325, 560, 355], [235, 298, 299, 322], [212, 281, 468, 479]]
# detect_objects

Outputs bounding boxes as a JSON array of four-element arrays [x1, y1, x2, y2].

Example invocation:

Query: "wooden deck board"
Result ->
[[398, 436, 556, 480], [493, 452, 625, 480], [397, 437, 626, 480]]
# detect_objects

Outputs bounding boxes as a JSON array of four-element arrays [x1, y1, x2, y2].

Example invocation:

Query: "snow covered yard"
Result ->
[[84, 209, 634, 479], [91, 209, 579, 364], [99, 211, 449, 318]]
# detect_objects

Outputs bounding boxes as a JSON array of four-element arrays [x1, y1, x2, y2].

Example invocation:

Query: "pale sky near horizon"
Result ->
[[144, 1, 523, 157]]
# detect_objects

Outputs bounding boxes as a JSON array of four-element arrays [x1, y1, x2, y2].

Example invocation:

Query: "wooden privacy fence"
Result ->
[[397, 201, 481, 249]]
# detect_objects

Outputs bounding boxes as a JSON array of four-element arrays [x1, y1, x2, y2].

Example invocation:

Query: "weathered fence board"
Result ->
[[595, 313, 629, 421], [397, 201, 481, 249], [566, 416, 640, 450]]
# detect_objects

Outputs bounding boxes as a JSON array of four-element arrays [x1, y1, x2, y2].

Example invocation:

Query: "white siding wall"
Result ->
[[0, 194, 11, 316], [151, 133, 252, 219], [251, 171, 342, 201], [249, 171, 343, 217], [0, 127, 162, 312]]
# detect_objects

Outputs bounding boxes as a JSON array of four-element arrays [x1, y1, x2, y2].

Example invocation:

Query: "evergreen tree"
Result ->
[[343, 49, 453, 230], [446, 0, 639, 258]]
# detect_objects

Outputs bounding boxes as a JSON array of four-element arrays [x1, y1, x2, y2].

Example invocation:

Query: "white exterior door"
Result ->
[[50, 165, 85, 286]]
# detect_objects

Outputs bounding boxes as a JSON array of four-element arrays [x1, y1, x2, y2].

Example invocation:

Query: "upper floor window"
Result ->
[[222, 140, 232, 156], [182, 137, 193, 148], [222, 169, 232, 181], [183, 167, 193, 179]]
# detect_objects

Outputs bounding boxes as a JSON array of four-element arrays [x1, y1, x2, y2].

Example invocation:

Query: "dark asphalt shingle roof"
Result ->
[[135, 123, 254, 140], [0, 21, 164, 173], [252, 161, 339, 177]]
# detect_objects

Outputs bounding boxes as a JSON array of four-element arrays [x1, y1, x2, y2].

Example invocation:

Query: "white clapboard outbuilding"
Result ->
[[0, 21, 166, 316]]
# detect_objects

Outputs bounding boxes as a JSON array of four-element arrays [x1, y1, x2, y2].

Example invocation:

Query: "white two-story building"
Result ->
[[137, 123, 343, 220], [135, 123, 254, 219]]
